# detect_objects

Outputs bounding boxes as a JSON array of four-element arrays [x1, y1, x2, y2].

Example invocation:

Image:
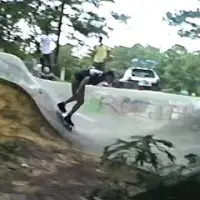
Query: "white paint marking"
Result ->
[[76, 113, 97, 123]]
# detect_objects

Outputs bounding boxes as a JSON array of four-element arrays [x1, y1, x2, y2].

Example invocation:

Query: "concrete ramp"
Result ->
[[0, 53, 199, 166], [36, 79, 197, 155], [0, 53, 93, 150]]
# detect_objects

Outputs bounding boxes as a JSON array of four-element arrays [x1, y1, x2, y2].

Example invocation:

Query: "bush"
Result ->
[[88, 135, 177, 200]]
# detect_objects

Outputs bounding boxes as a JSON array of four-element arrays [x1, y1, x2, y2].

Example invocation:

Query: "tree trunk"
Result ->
[[54, 1, 65, 66]]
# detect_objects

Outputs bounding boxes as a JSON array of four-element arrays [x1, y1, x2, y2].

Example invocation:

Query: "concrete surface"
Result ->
[[0, 52, 200, 168]]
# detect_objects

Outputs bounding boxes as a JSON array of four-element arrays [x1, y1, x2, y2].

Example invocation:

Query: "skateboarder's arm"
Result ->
[[98, 82, 111, 87], [51, 74, 60, 81], [76, 77, 90, 94]]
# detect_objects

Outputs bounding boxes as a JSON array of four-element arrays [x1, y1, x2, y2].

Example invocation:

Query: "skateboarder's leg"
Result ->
[[64, 86, 85, 126], [64, 78, 80, 104], [57, 78, 79, 113]]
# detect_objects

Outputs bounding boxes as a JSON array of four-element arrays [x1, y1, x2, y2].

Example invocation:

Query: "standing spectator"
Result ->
[[40, 28, 56, 71], [92, 36, 112, 71]]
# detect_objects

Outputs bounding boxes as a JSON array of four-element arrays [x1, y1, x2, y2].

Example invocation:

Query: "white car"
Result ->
[[119, 67, 161, 90]]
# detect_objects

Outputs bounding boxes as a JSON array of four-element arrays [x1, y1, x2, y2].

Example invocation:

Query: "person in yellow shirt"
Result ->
[[92, 36, 111, 71]]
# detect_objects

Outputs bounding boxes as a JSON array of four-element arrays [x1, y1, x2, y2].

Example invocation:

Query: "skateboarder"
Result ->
[[57, 68, 115, 126]]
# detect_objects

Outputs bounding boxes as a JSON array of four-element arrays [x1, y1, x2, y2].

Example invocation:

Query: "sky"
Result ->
[[70, 0, 200, 53]]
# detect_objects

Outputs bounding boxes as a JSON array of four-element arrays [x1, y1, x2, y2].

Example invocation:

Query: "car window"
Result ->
[[132, 69, 155, 78]]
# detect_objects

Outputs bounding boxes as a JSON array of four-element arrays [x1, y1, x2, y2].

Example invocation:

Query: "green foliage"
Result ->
[[166, 6, 200, 39], [57, 44, 94, 80], [111, 12, 131, 23], [58, 45, 80, 79], [107, 44, 200, 94], [1, 0, 129, 60], [88, 135, 177, 200], [1, 0, 28, 57], [102, 135, 175, 171], [88, 134, 200, 200], [57, 43, 200, 94]]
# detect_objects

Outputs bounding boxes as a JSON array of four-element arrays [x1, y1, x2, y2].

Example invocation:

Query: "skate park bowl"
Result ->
[[1, 52, 200, 169]]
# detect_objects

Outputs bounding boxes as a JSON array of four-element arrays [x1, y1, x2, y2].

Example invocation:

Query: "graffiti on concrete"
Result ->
[[167, 102, 194, 119], [84, 96, 119, 114], [84, 99, 104, 114], [84, 96, 152, 116], [84, 94, 194, 120], [120, 97, 152, 114]]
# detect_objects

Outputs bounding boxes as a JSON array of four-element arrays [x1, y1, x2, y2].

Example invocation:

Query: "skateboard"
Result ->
[[57, 111, 73, 131]]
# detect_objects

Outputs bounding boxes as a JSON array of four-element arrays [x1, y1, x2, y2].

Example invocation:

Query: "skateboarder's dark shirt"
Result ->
[[40, 73, 54, 80], [74, 68, 105, 85]]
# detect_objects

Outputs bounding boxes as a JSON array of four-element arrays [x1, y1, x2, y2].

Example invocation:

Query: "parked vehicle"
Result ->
[[119, 67, 161, 90]]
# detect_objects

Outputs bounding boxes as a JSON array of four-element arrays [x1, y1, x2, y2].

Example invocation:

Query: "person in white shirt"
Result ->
[[40, 28, 56, 71]]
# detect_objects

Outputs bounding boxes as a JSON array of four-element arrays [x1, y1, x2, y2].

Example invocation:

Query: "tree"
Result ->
[[159, 46, 200, 94], [106, 44, 162, 77], [166, 6, 200, 39], [104, 43, 200, 95], [1, 0, 130, 63], [58, 44, 80, 79], [165, 5, 200, 94], [0, 0, 30, 58]]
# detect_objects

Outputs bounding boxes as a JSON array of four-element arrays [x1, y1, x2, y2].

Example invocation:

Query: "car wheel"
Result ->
[[152, 83, 161, 91]]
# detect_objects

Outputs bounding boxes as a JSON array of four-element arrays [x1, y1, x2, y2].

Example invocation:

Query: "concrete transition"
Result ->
[[0, 52, 200, 171]]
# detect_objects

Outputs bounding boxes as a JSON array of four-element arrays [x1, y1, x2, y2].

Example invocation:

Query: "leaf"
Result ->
[[149, 152, 159, 170], [156, 139, 174, 148], [166, 9, 200, 39], [101, 134, 176, 172], [164, 150, 176, 163], [101, 140, 137, 160], [135, 152, 147, 166]]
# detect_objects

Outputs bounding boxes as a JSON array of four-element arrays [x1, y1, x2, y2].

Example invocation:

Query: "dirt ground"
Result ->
[[0, 80, 104, 200], [0, 139, 103, 200]]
